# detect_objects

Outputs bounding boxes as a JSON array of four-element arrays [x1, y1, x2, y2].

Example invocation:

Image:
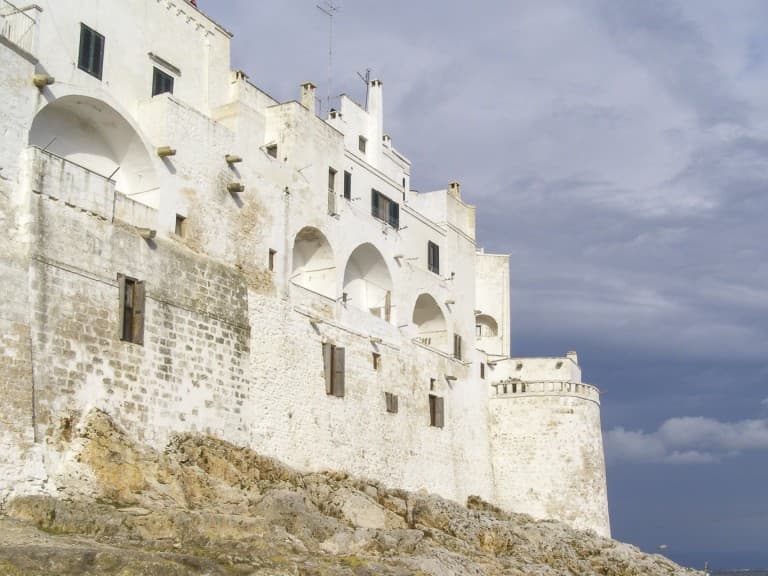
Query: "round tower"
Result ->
[[488, 353, 610, 536]]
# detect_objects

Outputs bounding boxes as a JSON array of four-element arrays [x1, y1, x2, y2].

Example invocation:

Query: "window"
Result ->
[[453, 334, 462, 360], [174, 214, 186, 237], [429, 394, 444, 428], [385, 392, 399, 414], [428, 241, 440, 275], [152, 67, 174, 96], [480, 362, 486, 380], [430, 378, 436, 391], [371, 189, 399, 228], [328, 167, 338, 215], [476, 324, 482, 337], [118, 274, 145, 345], [343, 171, 352, 200], [266, 144, 278, 158], [268, 249, 277, 271], [358, 136, 367, 153], [78, 24, 105, 80], [372, 352, 381, 371], [322, 343, 345, 397]]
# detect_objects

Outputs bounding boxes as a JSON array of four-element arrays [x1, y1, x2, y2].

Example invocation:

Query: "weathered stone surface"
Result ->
[[0, 410, 699, 575]]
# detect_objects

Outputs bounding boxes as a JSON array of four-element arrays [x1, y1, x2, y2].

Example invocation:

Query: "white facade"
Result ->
[[0, 0, 609, 536]]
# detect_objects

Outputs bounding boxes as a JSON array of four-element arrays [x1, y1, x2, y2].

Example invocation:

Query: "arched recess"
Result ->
[[28, 95, 158, 206], [475, 314, 499, 338], [291, 226, 336, 299], [342, 243, 395, 323], [412, 293, 448, 352]]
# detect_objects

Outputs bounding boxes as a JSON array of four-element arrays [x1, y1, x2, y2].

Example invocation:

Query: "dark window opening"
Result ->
[[343, 171, 352, 200], [174, 214, 186, 237], [428, 241, 440, 275], [269, 249, 277, 271], [453, 334, 462, 360], [328, 167, 338, 215], [118, 274, 145, 345], [385, 392, 399, 413], [152, 66, 174, 96], [78, 23, 105, 80], [358, 136, 367, 153], [480, 362, 486, 380], [429, 394, 444, 428], [266, 144, 278, 158], [372, 352, 381, 371], [371, 189, 399, 228], [323, 343, 345, 397]]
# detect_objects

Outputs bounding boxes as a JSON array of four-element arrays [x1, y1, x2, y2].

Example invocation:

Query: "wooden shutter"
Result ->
[[132, 281, 146, 345], [344, 171, 351, 199], [117, 274, 127, 340], [333, 346, 345, 397], [323, 343, 333, 394], [435, 396, 444, 428], [384, 290, 392, 322], [389, 200, 400, 228], [453, 334, 462, 360], [371, 189, 379, 219]]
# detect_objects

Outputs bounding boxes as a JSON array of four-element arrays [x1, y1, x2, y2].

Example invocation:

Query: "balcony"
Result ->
[[0, 1, 40, 58]]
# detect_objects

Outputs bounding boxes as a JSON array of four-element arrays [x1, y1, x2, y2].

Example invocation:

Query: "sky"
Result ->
[[200, 1, 768, 569]]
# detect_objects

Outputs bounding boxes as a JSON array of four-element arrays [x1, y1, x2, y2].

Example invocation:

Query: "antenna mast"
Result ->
[[316, 0, 339, 116], [357, 68, 371, 110]]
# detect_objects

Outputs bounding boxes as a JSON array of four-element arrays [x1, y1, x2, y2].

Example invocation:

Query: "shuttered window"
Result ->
[[453, 334, 462, 360], [78, 24, 105, 80], [118, 274, 145, 345], [328, 168, 338, 215], [371, 189, 399, 229], [429, 394, 444, 428], [152, 67, 174, 96], [322, 343, 345, 397], [428, 241, 440, 274], [343, 171, 352, 200], [385, 392, 398, 413]]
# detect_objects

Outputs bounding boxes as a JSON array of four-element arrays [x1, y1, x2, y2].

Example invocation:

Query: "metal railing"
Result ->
[[0, 1, 38, 55]]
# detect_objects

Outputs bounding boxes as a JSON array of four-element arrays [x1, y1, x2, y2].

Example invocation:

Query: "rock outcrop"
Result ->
[[0, 410, 701, 575]]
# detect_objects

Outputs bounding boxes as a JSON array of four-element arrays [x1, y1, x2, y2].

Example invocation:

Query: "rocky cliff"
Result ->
[[0, 410, 701, 575]]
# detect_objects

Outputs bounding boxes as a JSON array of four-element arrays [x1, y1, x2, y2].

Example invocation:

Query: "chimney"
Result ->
[[566, 351, 579, 365], [301, 82, 316, 115], [448, 180, 461, 199], [367, 79, 384, 152]]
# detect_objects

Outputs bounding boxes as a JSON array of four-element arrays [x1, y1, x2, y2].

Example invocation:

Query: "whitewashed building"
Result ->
[[0, 0, 610, 536]]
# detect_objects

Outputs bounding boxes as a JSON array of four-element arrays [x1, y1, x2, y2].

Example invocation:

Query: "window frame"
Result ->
[[385, 391, 399, 414], [118, 274, 145, 345], [453, 333, 462, 361], [343, 171, 352, 200], [152, 66, 175, 96], [323, 342, 345, 397], [78, 23, 105, 80], [429, 394, 444, 428], [371, 189, 400, 229], [428, 241, 440, 275], [328, 167, 338, 215]]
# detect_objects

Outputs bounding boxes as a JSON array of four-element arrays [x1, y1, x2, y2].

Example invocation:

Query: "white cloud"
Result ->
[[605, 416, 768, 465]]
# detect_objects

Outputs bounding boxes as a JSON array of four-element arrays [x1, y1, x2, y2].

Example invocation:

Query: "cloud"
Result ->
[[605, 416, 768, 464]]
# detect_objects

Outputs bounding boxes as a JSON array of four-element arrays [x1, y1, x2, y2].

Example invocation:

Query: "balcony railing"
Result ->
[[0, 1, 40, 56]]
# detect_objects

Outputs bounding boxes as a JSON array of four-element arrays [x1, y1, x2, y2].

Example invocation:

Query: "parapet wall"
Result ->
[[489, 379, 610, 536]]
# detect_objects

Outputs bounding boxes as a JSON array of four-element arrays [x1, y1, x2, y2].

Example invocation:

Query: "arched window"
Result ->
[[291, 227, 336, 299], [28, 95, 158, 206], [412, 293, 448, 352], [342, 243, 394, 323], [475, 314, 499, 338]]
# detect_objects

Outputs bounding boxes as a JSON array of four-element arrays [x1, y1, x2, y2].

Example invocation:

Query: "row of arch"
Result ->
[[292, 226, 456, 350]]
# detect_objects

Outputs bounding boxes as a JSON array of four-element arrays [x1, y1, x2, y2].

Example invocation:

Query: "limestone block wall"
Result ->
[[489, 382, 610, 536]]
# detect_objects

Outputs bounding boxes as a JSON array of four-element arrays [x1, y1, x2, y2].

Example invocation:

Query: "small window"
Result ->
[[372, 352, 381, 371], [428, 241, 440, 275], [429, 394, 444, 428], [385, 392, 399, 413], [328, 167, 338, 215], [174, 214, 186, 237], [266, 144, 278, 158], [343, 171, 352, 200], [78, 23, 105, 80], [322, 343, 345, 397], [152, 67, 174, 96], [453, 334, 462, 360], [480, 362, 486, 380], [371, 189, 399, 228], [269, 249, 277, 271], [430, 377, 436, 391], [118, 274, 145, 345], [476, 324, 482, 337], [358, 136, 367, 153]]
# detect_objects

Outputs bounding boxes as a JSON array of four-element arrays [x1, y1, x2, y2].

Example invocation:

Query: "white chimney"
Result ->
[[301, 82, 316, 115]]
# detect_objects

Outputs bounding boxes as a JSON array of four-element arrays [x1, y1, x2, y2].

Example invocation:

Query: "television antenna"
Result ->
[[357, 68, 371, 110], [316, 0, 339, 115]]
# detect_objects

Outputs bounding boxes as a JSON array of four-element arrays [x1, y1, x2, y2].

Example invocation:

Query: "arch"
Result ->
[[475, 314, 499, 338], [342, 243, 394, 323], [291, 226, 336, 299], [28, 95, 158, 206], [412, 293, 449, 352]]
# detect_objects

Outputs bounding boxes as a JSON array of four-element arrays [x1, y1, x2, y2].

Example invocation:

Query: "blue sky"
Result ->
[[200, 1, 768, 569]]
